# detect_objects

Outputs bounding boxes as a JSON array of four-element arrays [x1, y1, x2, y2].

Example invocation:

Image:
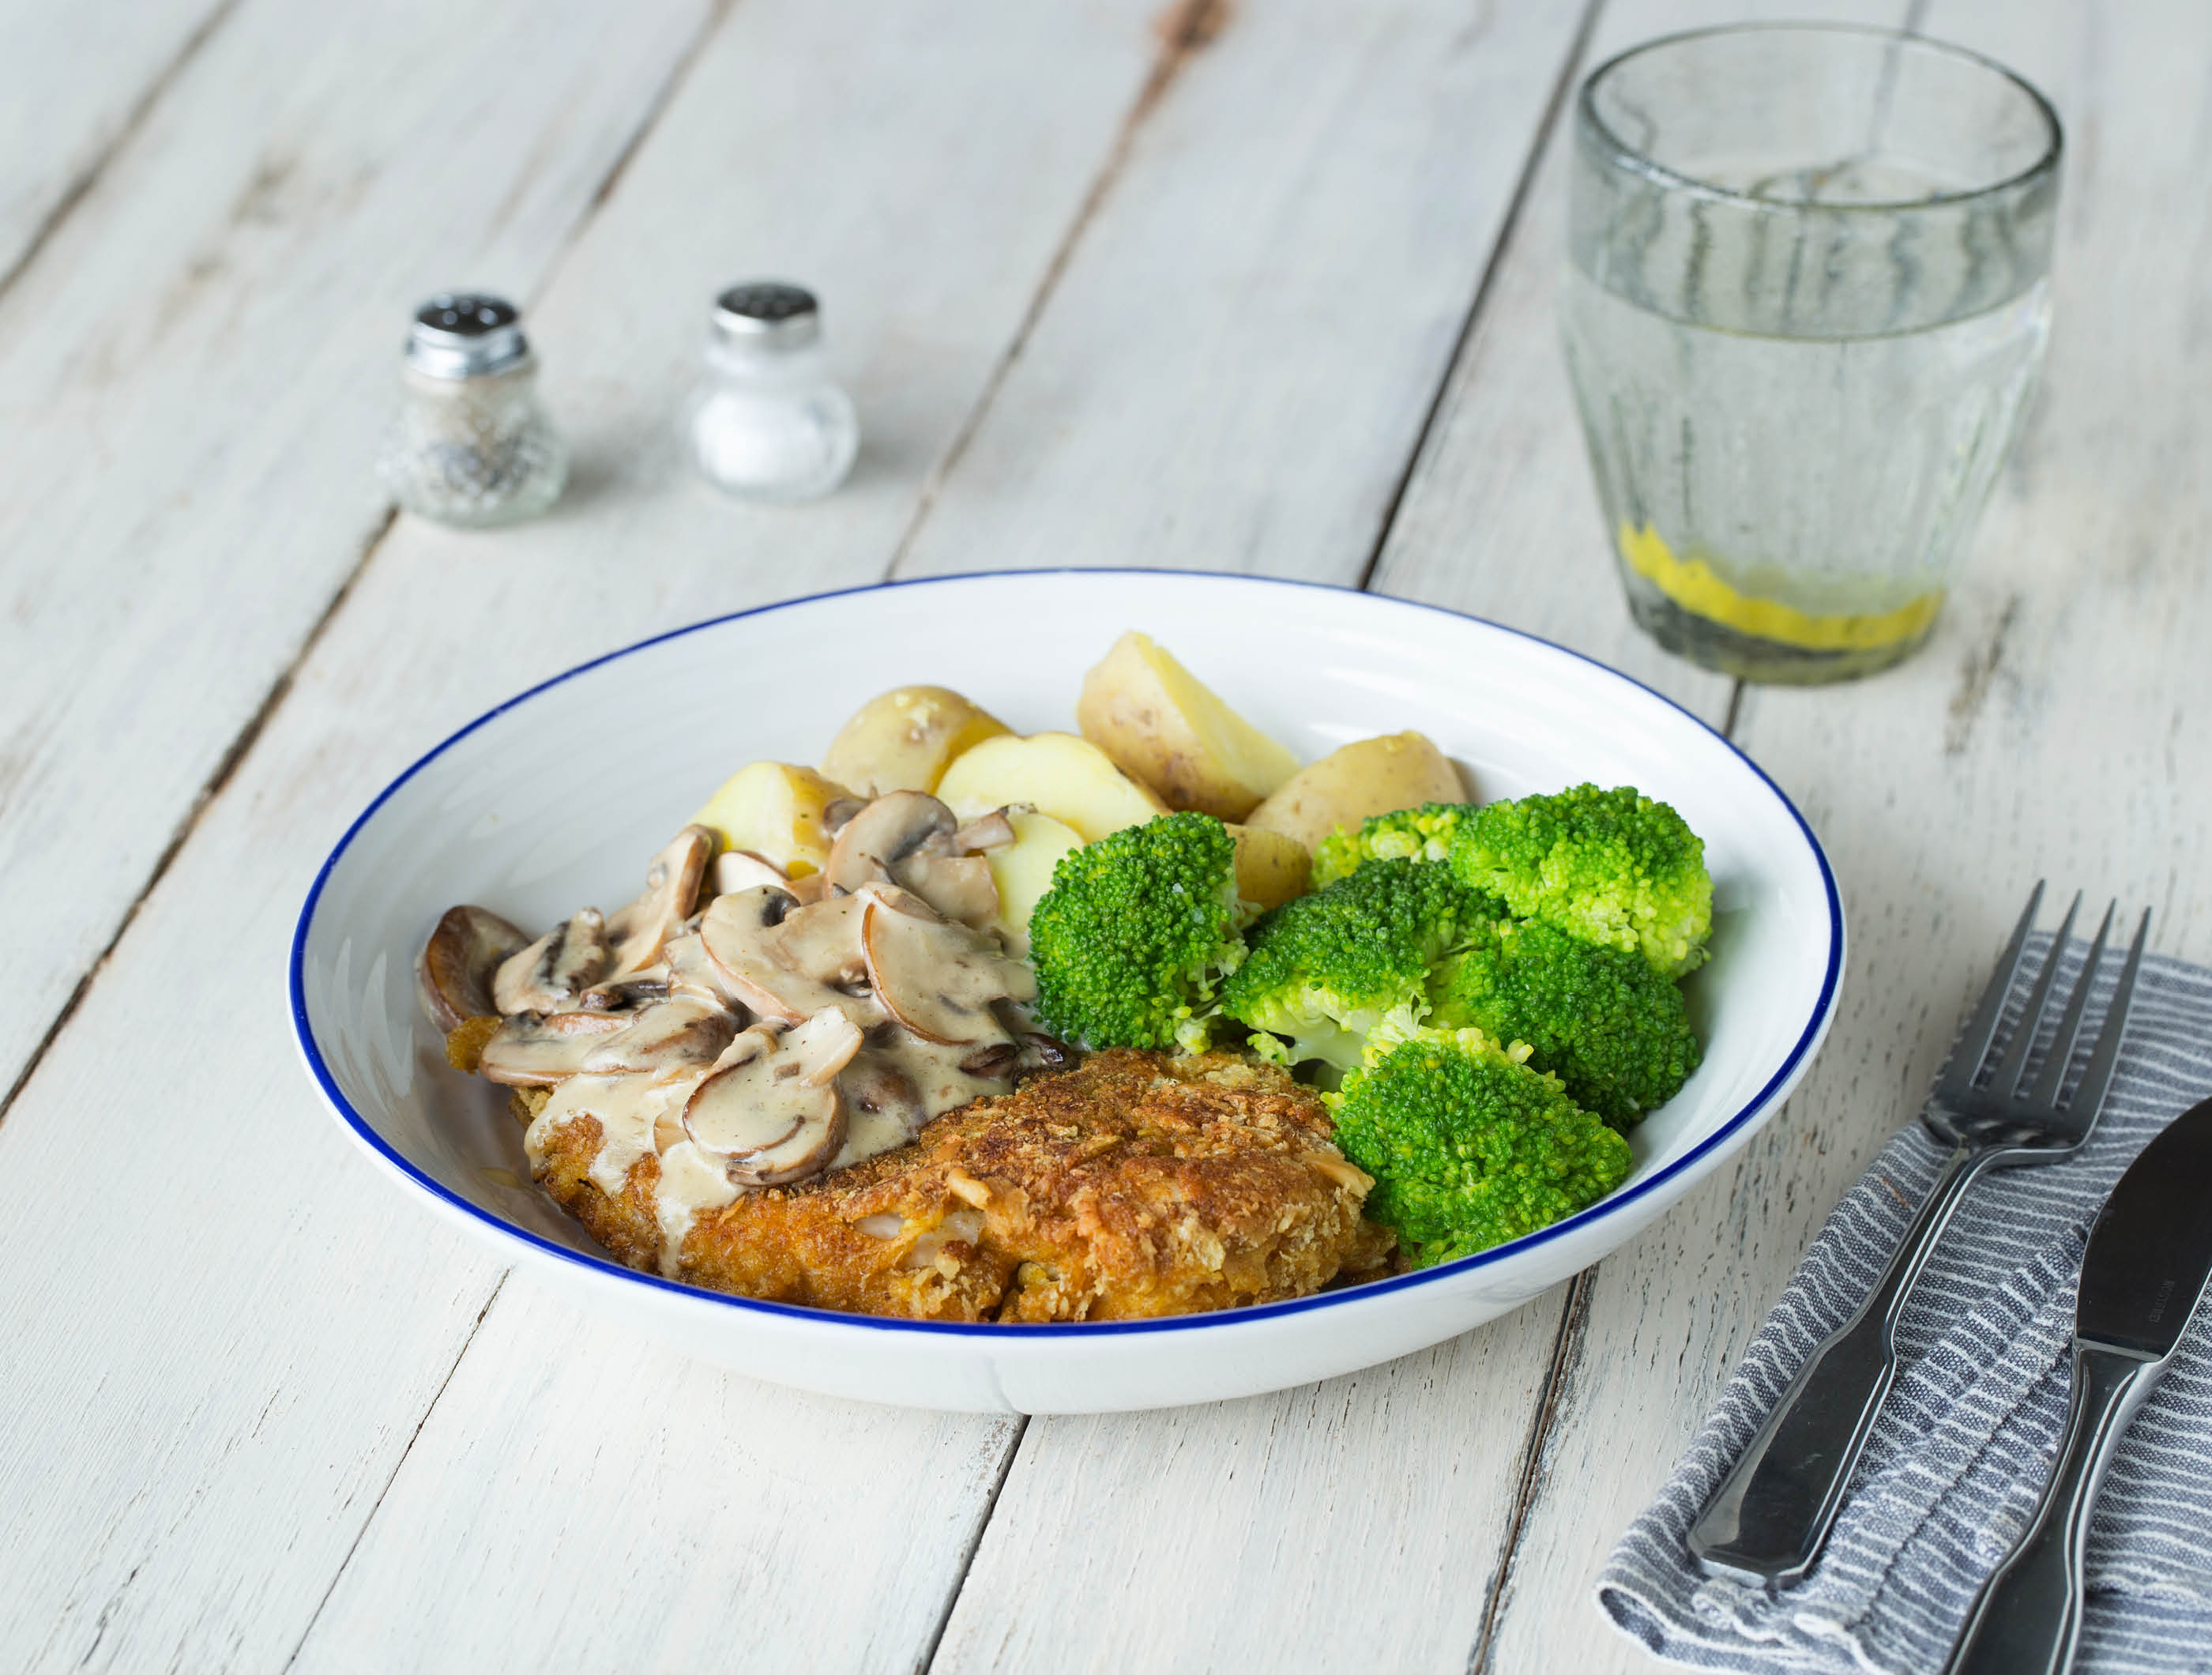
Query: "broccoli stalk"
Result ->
[[1327, 1012, 1633, 1267], [1219, 860, 1480, 1075], [1427, 915, 1699, 1131], [1027, 812, 1251, 1052], [1450, 783, 1712, 977], [1311, 801, 1478, 889]]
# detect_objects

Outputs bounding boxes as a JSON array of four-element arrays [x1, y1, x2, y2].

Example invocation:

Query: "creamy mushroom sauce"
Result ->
[[520, 1016, 1018, 1276]]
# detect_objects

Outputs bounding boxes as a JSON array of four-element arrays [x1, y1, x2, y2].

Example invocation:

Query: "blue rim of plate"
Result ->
[[291, 568, 1843, 1339]]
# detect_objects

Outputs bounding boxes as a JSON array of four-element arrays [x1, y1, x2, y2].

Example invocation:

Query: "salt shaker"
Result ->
[[683, 282, 858, 501], [378, 294, 566, 528]]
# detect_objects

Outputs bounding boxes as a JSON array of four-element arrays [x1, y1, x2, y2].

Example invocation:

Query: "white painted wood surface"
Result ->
[[2, 0, 2203, 1670]]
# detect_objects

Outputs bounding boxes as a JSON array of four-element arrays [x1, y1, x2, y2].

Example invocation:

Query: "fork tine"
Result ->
[[1938, 881, 2045, 1102], [1991, 890, 2081, 1099], [2026, 900, 2113, 1109], [2065, 908, 2151, 1124]]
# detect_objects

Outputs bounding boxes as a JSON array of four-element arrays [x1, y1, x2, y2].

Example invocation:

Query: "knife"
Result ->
[[1942, 1093, 2212, 1675]]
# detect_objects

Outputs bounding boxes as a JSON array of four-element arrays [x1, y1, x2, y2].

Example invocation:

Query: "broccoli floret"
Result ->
[[1450, 783, 1712, 976], [1219, 860, 1480, 1074], [1311, 801, 1478, 888], [1027, 812, 1250, 1052], [1427, 915, 1699, 1131], [1327, 1014, 1633, 1267]]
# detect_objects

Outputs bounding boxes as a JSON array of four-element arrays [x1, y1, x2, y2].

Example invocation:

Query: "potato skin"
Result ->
[[1226, 824, 1311, 910], [1077, 632, 1298, 822], [1243, 732, 1467, 853], [819, 685, 1010, 797], [936, 732, 1168, 843]]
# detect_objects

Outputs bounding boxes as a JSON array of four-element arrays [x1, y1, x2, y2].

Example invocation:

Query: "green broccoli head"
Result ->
[[1027, 812, 1250, 1052], [1219, 860, 1480, 1073], [1326, 1013, 1634, 1267], [1449, 783, 1712, 976], [1311, 801, 1479, 888], [1428, 915, 1700, 1131]]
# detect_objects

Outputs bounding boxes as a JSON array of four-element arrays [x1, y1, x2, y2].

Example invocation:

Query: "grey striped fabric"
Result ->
[[1598, 939, 2212, 1673]]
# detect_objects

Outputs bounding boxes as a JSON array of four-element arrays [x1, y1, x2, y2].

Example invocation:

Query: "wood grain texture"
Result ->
[[1464, 2, 2212, 1669], [0, 6, 1160, 1673], [893, 0, 1590, 584], [289, 1284, 1022, 1675], [931, 1301, 1569, 1675], [0, 0, 236, 284], [0, 0, 711, 1118]]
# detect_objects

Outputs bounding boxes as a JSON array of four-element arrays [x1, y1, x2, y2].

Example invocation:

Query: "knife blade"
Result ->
[[1943, 1093, 2212, 1675]]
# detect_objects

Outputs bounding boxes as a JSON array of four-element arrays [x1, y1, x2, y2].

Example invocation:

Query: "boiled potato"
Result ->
[[1243, 732, 1467, 853], [984, 810, 1085, 954], [819, 684, 1010, 798], [936, 732, 1168, 842], [689, 762, 852, 878], [1227, 823, 1311, 910], [1076, 631, 1298, 822]]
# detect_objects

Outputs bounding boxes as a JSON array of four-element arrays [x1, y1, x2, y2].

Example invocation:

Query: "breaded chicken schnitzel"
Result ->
[[526, 1049, 1394, 1321]]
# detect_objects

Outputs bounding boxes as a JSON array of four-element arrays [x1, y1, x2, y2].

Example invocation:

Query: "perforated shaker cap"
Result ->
[[405, 293, 531, 378], [711, 281, 821, 349]]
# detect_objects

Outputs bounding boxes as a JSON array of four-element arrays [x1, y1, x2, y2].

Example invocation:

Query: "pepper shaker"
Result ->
[[683, 282, 858, 502], [378, 294, 567, 528]]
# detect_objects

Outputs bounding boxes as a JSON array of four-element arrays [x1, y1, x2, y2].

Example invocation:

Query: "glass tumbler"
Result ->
[[1561, 25, 2060, 683]]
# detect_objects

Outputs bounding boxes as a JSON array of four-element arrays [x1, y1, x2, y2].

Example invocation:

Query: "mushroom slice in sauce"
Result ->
[[765, 892, 869, 985], [577, 998, 739, 1076], [712, 848, 791, 897], [949, 811, 1017, 854], [683, 1008, 863, 1186], [698, 887, 878, 1028], [604, 826, 713, 978], [822, 792, 957, 896], [478, 1009, 626, 1086], [493, 909, 610, 1015], [858, 886, 1036, 1045], [417, 905, 530, 1032], [893, 851, 999, 929]]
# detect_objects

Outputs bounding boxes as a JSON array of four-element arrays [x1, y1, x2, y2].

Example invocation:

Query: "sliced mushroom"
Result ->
[[493, 909, 609, 1015], [604, 826, 713, 977], [417, 905, 530, 1032], [697, 886, 878, 1027], [576, 973, 672, 1012], [858, 886, 1037, 1045], [950, 811, 1017, 854], [894, 851, 999, 928], [662, 927, 751, 1011], [838, 1049, 927, 1135], [478, 1009, 626, 1086], [713, 848, 790, 897], [683, 1008, 863, 1186], [822, 792, 957, 896], [766, 892, 869, 985], [822, 796, 869, 836], [577, 998, 739, 1076]]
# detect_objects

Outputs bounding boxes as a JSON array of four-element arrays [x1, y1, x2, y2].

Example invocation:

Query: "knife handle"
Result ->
[[1940, 1343, 2160, 1675], [1690, 1142, 1988, 1585]]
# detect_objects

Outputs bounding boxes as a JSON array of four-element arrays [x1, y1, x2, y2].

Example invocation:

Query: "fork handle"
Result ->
[[1940, 1343, 2159, 1675], [1688, 1140, 1988, 1586]]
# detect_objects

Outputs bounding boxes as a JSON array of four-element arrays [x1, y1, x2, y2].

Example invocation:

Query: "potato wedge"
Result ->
[[819, 685, 1010, 798], [1226, 823, 1311, 911], [1076, 631, 1298, 822], [983, 810, 1085, 955], [1243, 732, 1467, 853], [936, 732, 1168, 843], [689, 762, 853, 879]]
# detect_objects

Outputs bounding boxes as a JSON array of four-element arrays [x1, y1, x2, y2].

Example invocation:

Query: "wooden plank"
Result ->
[[0, 0, 712, 1115], [1476, 1, 2212, 1669], [0, 0, 235, 284], [894, 0, 1591, 585], [932, 1304, 1570, 1675], [0, 4, 1159, 1671]]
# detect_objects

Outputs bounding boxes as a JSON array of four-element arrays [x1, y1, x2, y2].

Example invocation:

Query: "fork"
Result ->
[[1687, 883, 2152, 1588]]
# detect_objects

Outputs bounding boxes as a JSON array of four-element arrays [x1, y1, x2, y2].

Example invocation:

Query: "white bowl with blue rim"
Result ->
[[291, 570, 1841, 1413]]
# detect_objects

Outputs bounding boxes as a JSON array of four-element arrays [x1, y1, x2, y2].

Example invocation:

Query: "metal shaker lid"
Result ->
[[711, 281, 821, 349], [405, 293, 531, 378]]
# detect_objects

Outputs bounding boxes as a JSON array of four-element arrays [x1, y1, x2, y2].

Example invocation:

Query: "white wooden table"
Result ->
[[4, 1, 2204, 1669]]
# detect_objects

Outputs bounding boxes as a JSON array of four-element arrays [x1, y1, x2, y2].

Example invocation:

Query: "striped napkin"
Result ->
[[1598, 938, 2212, 1674]]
